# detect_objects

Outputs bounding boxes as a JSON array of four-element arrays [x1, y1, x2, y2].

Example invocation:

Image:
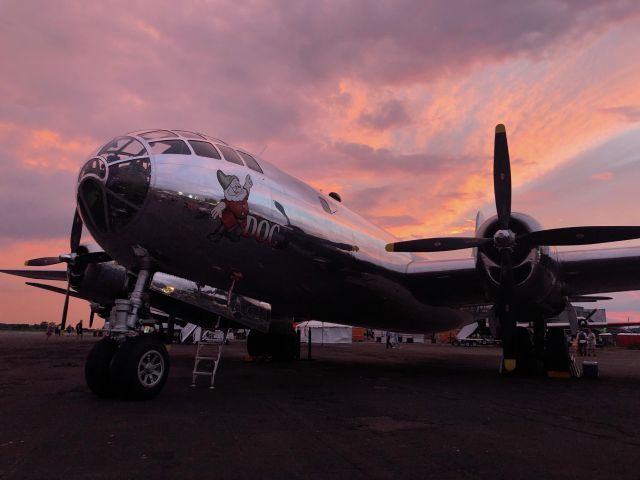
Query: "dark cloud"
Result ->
[[358, 99, 411, 130], [0, 163, 76, 244], [1, 0, 637, 145], [332, 141, 483, 175]]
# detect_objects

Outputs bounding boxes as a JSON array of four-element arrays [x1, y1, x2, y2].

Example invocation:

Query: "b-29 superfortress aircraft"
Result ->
[[4, 125, 640, 399]]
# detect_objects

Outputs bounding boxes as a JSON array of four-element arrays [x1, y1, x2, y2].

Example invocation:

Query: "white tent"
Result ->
[[296, 321, 352, 344]]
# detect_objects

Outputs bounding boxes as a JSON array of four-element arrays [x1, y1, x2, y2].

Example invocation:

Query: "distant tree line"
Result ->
[[0, 322, 50, 331]]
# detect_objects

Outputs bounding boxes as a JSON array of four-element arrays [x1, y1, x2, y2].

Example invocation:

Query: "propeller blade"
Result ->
[[567, 302, 578, 336], [60, 277, 72, 330], [498, 248, 517, 372], [499, 249, 514, 290], [519, 226, 640, 247], [494, 124, 512, 230], [584, 308, 599, 322], [70, 209, 83, 252], [385, 237, 491, 253], [24, 256, 62, 267], [25, 282, 84, 299]]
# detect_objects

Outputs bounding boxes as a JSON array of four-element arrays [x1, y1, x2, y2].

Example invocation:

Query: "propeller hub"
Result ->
[[59, 253, 79, 265], [493, 229, 515, 249]]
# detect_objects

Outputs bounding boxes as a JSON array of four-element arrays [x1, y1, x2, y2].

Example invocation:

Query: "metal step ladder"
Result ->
[[191, 319, 228, 389], [190, 273, 242, 389]]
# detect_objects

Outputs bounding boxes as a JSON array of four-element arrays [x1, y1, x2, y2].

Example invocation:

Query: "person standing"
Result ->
[[385, 331, 394, 349], [76, 321, 83, 339], [577, 329, 587, 357], [586, 329, 597, 357]]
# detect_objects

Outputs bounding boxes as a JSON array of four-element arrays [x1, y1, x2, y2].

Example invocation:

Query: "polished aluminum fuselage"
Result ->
[[81, 133, 468, 332]]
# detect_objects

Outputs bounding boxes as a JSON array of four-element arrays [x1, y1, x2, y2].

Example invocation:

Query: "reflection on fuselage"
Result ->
[[77, 129, 466, 332]]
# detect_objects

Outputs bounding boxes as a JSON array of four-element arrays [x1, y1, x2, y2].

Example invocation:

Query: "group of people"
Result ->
[[575, 328, 597, 357], [45, 321, 84, 339]]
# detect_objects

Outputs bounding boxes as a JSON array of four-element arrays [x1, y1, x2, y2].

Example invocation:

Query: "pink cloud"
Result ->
[[2, 1, 640, 322], [591, 171, 614, 181]]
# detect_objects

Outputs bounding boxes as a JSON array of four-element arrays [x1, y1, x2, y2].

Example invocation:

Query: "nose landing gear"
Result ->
[[109, 335, 170, 399], [85, 253, 171, 399]]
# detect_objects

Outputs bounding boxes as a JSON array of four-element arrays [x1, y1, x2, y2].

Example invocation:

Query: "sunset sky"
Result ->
[[1, 0, 640, 324]]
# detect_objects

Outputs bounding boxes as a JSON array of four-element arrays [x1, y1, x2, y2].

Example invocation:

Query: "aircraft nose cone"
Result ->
[[77, 155, 151, 235]]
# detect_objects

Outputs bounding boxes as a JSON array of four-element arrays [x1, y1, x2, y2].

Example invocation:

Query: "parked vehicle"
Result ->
[[451, 322, 500, 347]]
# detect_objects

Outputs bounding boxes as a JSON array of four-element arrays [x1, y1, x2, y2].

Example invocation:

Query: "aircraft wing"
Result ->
[[403, 257, 488, 307], [557, 247, 640, 296], [404, 247, 640, 308], [0, 269, 68, 281]]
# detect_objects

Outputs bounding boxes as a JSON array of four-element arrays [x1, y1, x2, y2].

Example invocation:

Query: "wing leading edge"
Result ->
[[402, 257, 487, 307], [557, 246, 640, 296]]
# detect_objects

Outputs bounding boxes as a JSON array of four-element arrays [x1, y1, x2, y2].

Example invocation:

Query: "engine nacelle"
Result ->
[[475, 213, 564, 320], [475, 212, 547, 286], [72, 262, 132, 304]]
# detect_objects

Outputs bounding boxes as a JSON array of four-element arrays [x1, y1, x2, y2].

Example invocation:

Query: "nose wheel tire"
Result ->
[[109, 335, 170, 400], [85, 337, 119, 398]]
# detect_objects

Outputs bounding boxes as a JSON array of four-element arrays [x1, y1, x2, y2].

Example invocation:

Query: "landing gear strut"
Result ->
[[85, 252, 171, 399]]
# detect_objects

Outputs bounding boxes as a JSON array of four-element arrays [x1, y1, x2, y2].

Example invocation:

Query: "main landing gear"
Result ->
[[502, 320, 574, 377], [85, 254, 172, 400]]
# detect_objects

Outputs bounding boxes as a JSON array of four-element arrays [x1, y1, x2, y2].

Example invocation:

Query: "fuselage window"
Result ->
[[189, 141, 222, 159], [175, 130, 206, 140], [139, 130, 178, 140], [238, 151, 264, 174], [216, 144, 244, 166], [98, 137, 147, 163], [149, 140, 191, 155]]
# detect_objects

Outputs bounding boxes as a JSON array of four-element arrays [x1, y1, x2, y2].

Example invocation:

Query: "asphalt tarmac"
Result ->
[[1, 332, 639, 480]]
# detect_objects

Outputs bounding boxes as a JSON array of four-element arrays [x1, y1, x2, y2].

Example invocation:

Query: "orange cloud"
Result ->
[[0, 123, 99, 173], [591, 171, 613, 181], [0, 238, 91, 325]]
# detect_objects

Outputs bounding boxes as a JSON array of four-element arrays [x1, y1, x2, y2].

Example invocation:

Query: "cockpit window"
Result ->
[[175, 130, 206, 139], [238, 151, 263, 173], [78, 156, 151, 234], [149, 139, 191, 155], [139, 130, 178, 140], [216, 145, 244, 166], [189, 141, 221, 159], [98, 137, 147, 163], [106, 159, 151, 206], [79, 157, 106, 179]]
